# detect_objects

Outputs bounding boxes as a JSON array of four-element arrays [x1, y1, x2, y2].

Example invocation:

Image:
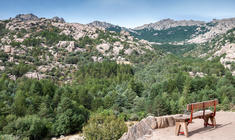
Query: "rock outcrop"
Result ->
[[120, 115, 177, 140], [24, 71, 47, 80], [213, 43, 235, 73], [4, 45, 12, 53]]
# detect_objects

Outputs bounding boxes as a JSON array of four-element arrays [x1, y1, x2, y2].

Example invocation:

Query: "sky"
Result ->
[[0, 0, 234, 28]]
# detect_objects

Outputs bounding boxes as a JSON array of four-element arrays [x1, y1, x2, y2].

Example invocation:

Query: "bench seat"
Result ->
[[174, 110, 213, 121]]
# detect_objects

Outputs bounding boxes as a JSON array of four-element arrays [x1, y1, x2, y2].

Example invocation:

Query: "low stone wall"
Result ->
[[120, 115, 179, 140]]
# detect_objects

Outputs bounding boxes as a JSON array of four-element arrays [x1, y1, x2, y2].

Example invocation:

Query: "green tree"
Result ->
[[52, 97, 89, 136], [152, 95, 170, 116], [12, 90, 27, 116]]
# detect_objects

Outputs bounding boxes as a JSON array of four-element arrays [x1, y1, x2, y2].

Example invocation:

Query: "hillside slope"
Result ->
[[0, 14, 157, 82]]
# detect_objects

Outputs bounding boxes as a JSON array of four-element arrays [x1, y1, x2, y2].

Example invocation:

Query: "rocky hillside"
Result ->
[[188, 18, 235, 43], [1, 14, 235, 82], [187, 28, 235, 74], [133, 18, 235, 43], [0, 14, 155, 82]]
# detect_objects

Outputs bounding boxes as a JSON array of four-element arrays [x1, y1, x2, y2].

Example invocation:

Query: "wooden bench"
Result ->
[[174, 99, 218, 137]]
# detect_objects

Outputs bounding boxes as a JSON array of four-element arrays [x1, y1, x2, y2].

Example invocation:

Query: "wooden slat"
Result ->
[[174, 110, 213, 121], [187, 99, 218, 111]]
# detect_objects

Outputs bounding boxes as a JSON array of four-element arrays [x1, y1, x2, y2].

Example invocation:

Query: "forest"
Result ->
[[0, 54, 234, 140]]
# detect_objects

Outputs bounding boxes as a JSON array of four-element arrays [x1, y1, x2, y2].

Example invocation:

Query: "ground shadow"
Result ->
[[188, 122, 232, 137]]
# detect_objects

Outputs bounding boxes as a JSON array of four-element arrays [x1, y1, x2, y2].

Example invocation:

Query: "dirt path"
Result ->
[[143, 112, 235, 140]]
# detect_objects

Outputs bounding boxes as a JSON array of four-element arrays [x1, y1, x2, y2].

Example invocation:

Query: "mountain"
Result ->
[[14, 13, 39, 21], [134, 18, 235, 43], [188, 18, 235, 43], [88, 21, 122, 31], [88, 20, 137, 34], [90, 18, 235, 44], [0, 14, 156, 82], [134, 18, 205, 30]]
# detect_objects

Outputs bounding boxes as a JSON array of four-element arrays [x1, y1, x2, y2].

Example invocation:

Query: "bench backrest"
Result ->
[[186, 99, 218, 123], [187, 99, 218, 111]]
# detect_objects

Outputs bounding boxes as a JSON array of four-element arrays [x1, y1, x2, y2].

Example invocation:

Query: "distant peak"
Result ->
[[134, 19, 205, 30], [52, 16, 65, 23], [159, 18, 174, 22], [15, 13, 39, 21], [88, 20, 116, 28]]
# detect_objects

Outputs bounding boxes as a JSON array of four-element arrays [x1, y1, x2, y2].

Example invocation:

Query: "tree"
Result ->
[[12, 90, 27, 116], [222, 96, 230, 110], [152, 95, 170, 116], [52, 97, 89, 136], [11, 63, 33, 78]]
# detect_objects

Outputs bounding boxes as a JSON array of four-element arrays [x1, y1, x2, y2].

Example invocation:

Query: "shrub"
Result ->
[[2, 115, 47, 140], [0, 135, 19, 140], [83, 110, 127, 140]]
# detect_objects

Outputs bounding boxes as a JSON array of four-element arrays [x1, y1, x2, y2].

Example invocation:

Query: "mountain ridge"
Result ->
[[86, 17, 235, 44]]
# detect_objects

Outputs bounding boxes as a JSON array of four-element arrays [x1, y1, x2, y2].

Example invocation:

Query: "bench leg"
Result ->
[[210, 116, 216, 128], [175, 122, 181, 136], [182, 122, 189, 137], [204, 116, 209, 127]]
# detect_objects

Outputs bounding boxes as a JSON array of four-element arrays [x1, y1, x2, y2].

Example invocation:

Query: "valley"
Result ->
[[0, 13, 234, 140]]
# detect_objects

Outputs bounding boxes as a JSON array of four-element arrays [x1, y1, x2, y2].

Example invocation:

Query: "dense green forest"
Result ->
[[0, 55, 234, 139], [152, 43, 197, 55]]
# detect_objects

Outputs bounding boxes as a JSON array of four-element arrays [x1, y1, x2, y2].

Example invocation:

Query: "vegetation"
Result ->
[[131, 26, 208, 43], [0, 54, 234, 139], [83, 110, 127, 140], [0, 22, 9, 37], [153, 43, 196, 55]]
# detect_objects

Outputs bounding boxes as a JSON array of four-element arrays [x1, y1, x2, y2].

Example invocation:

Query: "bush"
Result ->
[[10, 63, 34, 77], [83, 111, 127, 140], [2, 115, 47, 140], [0, 135, 19, 140]]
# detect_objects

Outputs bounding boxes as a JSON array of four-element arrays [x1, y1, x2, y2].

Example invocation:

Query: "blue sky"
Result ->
[[0, 0, 234, 28]]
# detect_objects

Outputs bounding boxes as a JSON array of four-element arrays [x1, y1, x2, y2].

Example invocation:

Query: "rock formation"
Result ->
[[120, 115, 177, 140]]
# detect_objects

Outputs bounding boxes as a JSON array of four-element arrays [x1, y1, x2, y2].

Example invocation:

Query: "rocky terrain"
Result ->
[[186, 28, 235, 74], [0, 14, 154, 82], [1, 13, 235, 81], [188, 18, 235, 43]]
